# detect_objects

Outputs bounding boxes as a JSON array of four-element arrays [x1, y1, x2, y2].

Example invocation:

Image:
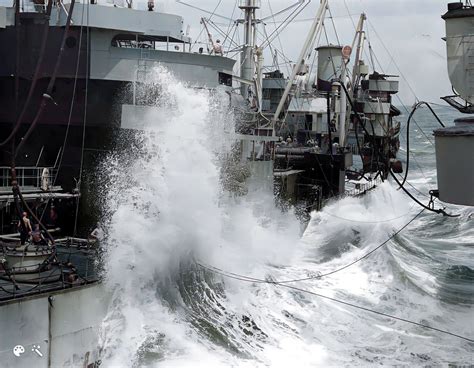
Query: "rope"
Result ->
[[73, 0, 89, 236], [0, 0, 54, 149], [322, 205, 416, 224], [339, 73, 453, 216], [39, 0, 86, 224], [399, 101, 446, 188], [197, 261, 474, 343], [267, 0, 291, 76], [389, 170, 459, 217], [14, 0, 77, 159], [7, 0, 77, 248], [339, 80, 386, 179], [261, 0, 310, 50], [200, 208, 423, 286], [327, 4, 340, 46], [189, 0, 224, 52], [52, 3, 86, 188], [366, 19, 420, 104], [221, 1, 238, 50], [275, 209, 424, 283]]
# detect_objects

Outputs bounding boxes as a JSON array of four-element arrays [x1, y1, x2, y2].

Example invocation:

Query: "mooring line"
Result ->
[[197, 261, 474, 344]]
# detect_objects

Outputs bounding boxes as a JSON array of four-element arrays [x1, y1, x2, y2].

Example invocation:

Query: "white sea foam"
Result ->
[[98, 67, 305, 366], [98, 67, 474, 367]]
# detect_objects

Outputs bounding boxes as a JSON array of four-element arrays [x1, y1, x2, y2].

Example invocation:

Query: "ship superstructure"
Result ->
[[252, 5, 402, 210], [0, 1, 237, 366], [0, 0, 422, 365], [432, 1, 474, 206]]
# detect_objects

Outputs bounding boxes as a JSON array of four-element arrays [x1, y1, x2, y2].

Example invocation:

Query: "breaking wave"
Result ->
[[98, 68, 474, 367]]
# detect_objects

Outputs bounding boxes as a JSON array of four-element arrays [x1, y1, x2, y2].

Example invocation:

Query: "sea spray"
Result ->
[[98, 67, 301, 366], [97, 67, 473, 367]]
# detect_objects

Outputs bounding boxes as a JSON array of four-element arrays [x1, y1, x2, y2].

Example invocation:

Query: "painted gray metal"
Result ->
[[90, 29, 235, 86], [262, 78, 286, 89], [434, 128, 474, 206], [316, 45, 343, 84], [55, 3, 190, 43], [367, 80, 399, 93], [443, 11, 474, 104], [0, 7, 6, 29], [287, 97, 326, 113], [0, 6, 14, 27], [0, 283, 109, 368]]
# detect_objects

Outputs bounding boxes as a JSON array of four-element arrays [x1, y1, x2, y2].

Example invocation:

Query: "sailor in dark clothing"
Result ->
[[17, 212, 32, 245], [31, 224, 48, 246]]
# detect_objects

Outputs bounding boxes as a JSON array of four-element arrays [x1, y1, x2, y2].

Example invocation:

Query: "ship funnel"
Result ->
[[316, 45, 343, 92], [442, 3, 474, 104]]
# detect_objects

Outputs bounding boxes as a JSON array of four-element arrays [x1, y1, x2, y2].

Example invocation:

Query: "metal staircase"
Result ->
[[137, 47, 150, 83]]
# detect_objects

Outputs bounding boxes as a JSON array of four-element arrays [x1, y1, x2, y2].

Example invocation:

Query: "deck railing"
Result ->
[[0, 167, 57, 190], [0, 239, 100, 301]]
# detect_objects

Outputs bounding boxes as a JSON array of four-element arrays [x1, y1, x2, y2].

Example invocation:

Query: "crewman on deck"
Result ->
[[31, 224, 47, 246], [17, 212, 32, 245], [213, 39, 223, 56], [88, 226, 104, 244]]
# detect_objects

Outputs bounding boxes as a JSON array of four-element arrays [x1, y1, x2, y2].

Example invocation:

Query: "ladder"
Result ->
[[137, 47, 150, 83], [134, 47, 150, 104]]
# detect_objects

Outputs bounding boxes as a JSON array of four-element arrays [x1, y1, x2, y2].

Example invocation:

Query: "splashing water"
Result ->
[[99, 68, 474, 367]]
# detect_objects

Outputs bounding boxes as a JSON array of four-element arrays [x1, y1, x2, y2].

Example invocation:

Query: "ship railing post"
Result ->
[[85, 251, 89, 280], [38, 267, 42, 294]]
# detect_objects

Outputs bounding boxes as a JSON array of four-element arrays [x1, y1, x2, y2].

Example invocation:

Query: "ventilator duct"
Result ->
[[316, 45, 343, 92]]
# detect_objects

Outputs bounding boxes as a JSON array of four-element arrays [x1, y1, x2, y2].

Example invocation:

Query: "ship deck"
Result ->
[[0, 239, 101, 302]]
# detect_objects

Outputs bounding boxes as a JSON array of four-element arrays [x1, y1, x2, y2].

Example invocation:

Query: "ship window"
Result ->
[[218, 72, 232, 87], [66, 36, 77, 48]]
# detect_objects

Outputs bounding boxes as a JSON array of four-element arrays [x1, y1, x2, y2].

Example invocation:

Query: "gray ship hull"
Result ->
[[0, 282, 109, 367]]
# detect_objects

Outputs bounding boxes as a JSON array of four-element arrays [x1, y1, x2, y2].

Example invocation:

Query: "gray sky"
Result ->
[[157, 0, 453, 105]]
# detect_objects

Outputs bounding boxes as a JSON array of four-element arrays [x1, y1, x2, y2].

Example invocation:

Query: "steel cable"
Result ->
[[197, 255, 474, 343]]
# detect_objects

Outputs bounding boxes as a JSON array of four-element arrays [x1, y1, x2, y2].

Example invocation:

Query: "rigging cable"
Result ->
[[198, 208, 423, 286], [9, 0, 77, 247], [0, 0, 54, 149], [261, 0, 310, 50], [399, 101, 445, 188], [322, 204, 417, 224], [221, 1, 238, 49], [14, 0, 77, 159], [39, 0, 86, 224], [361, 23, 436, 149], [343, 88, 457, 217], [339, 80, 456, 216], [389, 170, 458, 217], [197, 261, 474, 343], [353, 17, 436, 155], [326, 4, 340, 46], [271, 209, 424, 283], [339, 80, 386, 180], [189, 0, 225, 52], [267, 0, 291, 76], [73, 0, 90, 236], [366, 19, 419, 104]]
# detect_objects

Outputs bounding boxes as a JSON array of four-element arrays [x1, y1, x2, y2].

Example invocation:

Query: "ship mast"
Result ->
[[350, 14, 367, 91], [340, 13, 366, 148], [238, 0, 259, 101], [272, 0, 328, 127], [201, 18, 214, 54]]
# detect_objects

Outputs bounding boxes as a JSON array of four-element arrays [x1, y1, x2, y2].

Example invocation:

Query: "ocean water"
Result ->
[[98, 68, 474, 367]]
